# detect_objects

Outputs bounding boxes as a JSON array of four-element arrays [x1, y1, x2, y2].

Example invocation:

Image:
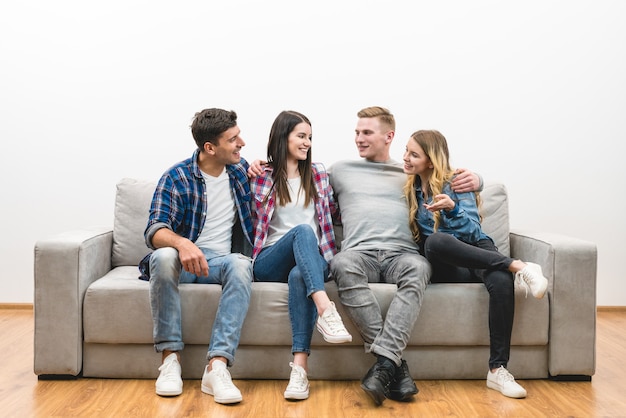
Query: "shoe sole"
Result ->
[[388, 387, 418, 402], [201, 384, 242, 404], [532, 280, 548, 299], [156, 388, 182, 397], [486, 380, 527, 398], [284, 390, 310, 400], [360, 383, 386, 406], [316, 323, 352, 343]]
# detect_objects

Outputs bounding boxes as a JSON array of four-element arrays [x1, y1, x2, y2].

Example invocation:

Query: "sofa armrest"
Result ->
[[509, 229, 597, 379], [34, 227, 113, 377]]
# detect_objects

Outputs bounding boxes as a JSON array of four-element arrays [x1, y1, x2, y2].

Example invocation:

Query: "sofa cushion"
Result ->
[[480, 182, 510, 256], [112, 178, 156, 268], [110, 178, 510, 266], [83, 268, 548, 347]]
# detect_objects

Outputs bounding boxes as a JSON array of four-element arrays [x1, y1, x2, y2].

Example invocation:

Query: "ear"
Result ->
[[385, 131, 395, 144], [203, 141, 216, 156]]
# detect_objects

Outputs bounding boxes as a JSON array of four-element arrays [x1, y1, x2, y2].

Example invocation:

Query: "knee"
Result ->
[[329, 251, 360, 276], [223, 254, 253, 286], [293, 224, 317, 243], [149, 247, 181, 281], [292, 224, 312, 235], [425, 232, 452, 253], [397, 255, 431, 287]]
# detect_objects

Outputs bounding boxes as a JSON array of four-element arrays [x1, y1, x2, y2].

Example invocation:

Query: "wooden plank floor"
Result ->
[[1, 308, 625, 417]]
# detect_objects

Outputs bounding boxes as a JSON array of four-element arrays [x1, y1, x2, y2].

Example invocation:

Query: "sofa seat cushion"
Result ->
[[83, 267, 548, 347]]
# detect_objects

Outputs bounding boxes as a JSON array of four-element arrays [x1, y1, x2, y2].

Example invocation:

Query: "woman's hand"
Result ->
[[424, 194, 455, 212]]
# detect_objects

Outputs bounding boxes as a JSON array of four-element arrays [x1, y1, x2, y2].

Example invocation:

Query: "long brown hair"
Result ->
[[266, 110, 316, 207]]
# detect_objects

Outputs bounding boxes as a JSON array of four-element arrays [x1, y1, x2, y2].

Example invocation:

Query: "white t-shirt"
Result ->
[[264, 177, 320, 248], [194, 168, 236, 255]]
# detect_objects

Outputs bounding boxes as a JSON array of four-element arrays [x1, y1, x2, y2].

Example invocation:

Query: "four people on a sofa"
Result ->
[[140, 106, 548, 406]]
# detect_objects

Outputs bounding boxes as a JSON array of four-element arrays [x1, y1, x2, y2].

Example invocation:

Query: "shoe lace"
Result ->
[[374, 363, 395, 386], [323, 306, 347, 333], [396, 362, 411, 380], [158, 361, 180, 382], [287, 363, 307, 389], [214, 368, 236, 389], [514, 271, 530, 298], [495, 366, 515, 383]]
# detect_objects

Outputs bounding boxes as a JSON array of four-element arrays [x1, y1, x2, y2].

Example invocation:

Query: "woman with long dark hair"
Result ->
[[251, 110, 351, 401]]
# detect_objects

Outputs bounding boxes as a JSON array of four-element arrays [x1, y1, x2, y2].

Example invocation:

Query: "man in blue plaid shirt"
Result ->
[[141, 108, 253, 404]]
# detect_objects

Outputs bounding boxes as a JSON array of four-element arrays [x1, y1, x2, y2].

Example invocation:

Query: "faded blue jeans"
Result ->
[[149, 246, 252, 366], [331, 249, 430, 367], [253, 224, 329, 355]]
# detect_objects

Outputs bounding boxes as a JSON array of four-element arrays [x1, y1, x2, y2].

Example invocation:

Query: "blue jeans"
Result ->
[[253, 224, 329, 355], [149, 246, 252, 366], [424, 232, 515, 370], [331, 249, 430, 367]]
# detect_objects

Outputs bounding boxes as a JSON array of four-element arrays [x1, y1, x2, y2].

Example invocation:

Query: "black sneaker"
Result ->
[[388, 359, 418, 401], [360, 357, 395, 406]]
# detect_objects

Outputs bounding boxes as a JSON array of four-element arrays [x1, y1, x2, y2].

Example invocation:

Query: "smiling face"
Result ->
[[287, 122, 312, 163], [354, 117, 393, 162], [403, 137, 433, 177], [211, 125, 245, 166]]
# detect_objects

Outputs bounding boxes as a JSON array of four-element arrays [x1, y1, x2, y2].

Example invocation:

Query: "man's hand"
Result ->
[[152, 229, 209, 277], [247, 159, 267, 178], [177, 238, 209, 277], [451, 168, 480, 193]]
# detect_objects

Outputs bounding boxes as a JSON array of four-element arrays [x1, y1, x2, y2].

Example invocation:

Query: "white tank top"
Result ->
[[264, 177, 320, 248]]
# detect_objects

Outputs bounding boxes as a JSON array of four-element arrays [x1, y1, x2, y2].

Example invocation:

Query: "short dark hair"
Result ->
[[190, 108, 238, 149]]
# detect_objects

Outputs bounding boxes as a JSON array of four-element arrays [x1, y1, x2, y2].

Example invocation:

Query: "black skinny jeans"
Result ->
[[423, 232, 515, 370]]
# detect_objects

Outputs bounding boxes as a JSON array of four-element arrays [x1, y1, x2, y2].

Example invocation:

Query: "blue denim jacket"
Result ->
[[415, 179, 491, 244]]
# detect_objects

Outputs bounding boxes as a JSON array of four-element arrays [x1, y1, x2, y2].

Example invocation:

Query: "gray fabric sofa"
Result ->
[[34, 178, 597, 381]]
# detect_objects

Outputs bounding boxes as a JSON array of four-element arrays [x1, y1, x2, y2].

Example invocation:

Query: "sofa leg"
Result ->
[[548, 374, 592, 382], [37, 373, 81, 381]]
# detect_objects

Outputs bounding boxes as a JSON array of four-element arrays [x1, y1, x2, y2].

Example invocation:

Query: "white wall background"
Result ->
[[1, 1, 624, 305]]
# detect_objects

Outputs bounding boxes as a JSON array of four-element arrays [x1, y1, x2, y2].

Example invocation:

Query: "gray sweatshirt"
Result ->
[[329, 159, 419, 253]]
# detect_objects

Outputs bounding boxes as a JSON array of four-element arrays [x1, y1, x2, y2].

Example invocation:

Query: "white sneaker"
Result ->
[[201, 360, 242, 404], [284, 362, 309, 400], [316, 302, 352, 343], [155, 353, 183, 396], [515, 262, 548, 299], [486, 366, 527, 398]]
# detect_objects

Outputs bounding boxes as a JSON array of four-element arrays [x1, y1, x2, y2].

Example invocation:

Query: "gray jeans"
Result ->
[[330, 249, 430, 366]]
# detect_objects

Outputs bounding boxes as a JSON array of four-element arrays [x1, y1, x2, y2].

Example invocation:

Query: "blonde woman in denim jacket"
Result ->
[[402, 129, 549, 399]]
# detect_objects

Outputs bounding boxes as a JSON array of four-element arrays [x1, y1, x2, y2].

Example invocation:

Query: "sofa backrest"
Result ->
[[112, 178, 156, 268], [111, 178, 510, 268], [480, 182, 510, 256]]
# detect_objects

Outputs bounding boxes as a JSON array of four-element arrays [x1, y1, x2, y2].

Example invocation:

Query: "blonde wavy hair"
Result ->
[[403, 130, 481, 243]]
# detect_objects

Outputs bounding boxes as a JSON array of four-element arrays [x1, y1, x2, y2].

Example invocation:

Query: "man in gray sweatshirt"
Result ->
[[329, 106, 480, 406]]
